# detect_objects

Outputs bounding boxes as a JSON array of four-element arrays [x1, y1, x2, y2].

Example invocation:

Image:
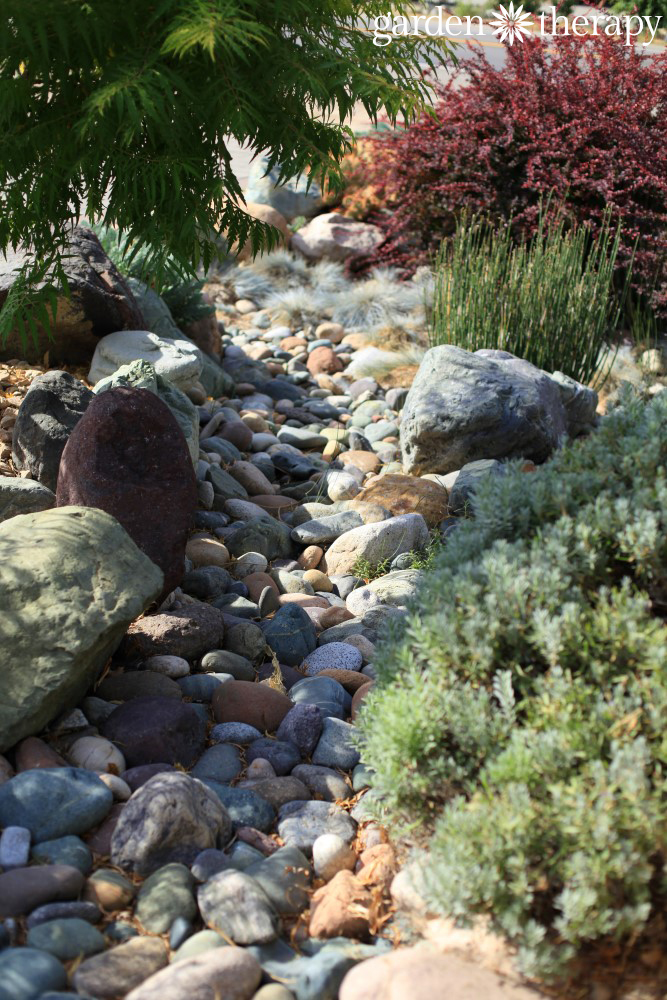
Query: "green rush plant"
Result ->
[[429, 210, 626, 386], [0, 0, 453, 347]]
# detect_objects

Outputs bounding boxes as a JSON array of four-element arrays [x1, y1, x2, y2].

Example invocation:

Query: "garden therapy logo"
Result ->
[[371, 7, 663, 46], [489, 2, 533, 44]]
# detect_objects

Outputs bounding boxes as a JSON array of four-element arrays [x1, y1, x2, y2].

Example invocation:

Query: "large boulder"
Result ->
[[0, 477, 55, 523], [245, 156, 323, 221], [0, 506, 163, 752], [93, 359, 199, 464], [292, 213, 383, 262], [11, 371, 93, 491], [400, 347, 598, 475], [0, 227, 144, 364], [88, 330, 202, 392], [56, 387, 196, 601]]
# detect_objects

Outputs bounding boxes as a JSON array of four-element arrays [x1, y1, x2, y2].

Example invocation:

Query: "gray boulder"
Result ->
[[93, 359, 199, 463], [0, 506, 163, 752], [400, 346, 598, 475], [198, 870, 279, 945], [245, 156, 323, 222], [88, 330, 202, 391], [11, 370, 92, 491], [0, 227, 144, 364], [0, 477, 55, 523], [447, 459, 506, 515], [111, 772, 232, 875]]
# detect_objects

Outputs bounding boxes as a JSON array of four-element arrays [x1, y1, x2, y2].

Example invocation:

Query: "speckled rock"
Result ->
[[301, 643, 362, 676]]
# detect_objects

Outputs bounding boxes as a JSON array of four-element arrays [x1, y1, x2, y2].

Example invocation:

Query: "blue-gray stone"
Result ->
[[191, 744, 242, 784], [169, 916, 194, 950], [246, 739, 300, 776], [289, 677, 351, 721], [171, 928, 228, 963], [364, 419, 398, 443], [182, 566, 232, 599], [276, 704, 322, 758], [200, 780, 276, 833], [225, 517, 293, 560], [211, 594, 260, 619], [210, 722, 262, 745], [191, 848, 230, 883], [352, 764, 374, 793], [136, 863, 197, 934], [0, 827, 30, 870], [105, 920, 139, 943], [246, 846, 311, 916], [291, 765, 350, 804], [290, 512, 363, 546], [31, 836, 92, 876], [277, 801, 356, 855], [448, 459, 506, 515], [328, 576, 364, 600], [26, 918, 105, 961], [261, 605, 317, 666], [0, 769, 112, 843], [26, 901, 101, 930], [200, 650, 255, 682], [0, 947, 67, 1000], [226, 842, 266, 872], [311, 718, 360, 770], [200, 437, 243, 463], [177, 673, 231, 702], [248, 937, 391, 1000]]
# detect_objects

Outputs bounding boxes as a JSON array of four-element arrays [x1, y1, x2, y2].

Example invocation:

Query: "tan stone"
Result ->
[[244, 572, 280, 603], [212, 680, 292, 732], [316, 322, 345, 344], [353, 474, 448, 528], [241, 412, 270, 433], [250, 494, 298, 517], [84, 867, 136, 911], [227, 461, 277, 497], [298, 545, 324, 570], [339, 451, 381, 475], [318, 669, 370, 693], [280, 336, 308, 352], [339, 946, 538, 1000], [318, 606, 356, 630], [233, 202, 290, 261], [343, 634, 376, 663], [303, 569, 332, 593], [356, 844, 396, 891], [309, 869, 371, 940], [307, 346, 344, 376], [185, 538, 230, 568], [323, 440, 343, 462], [74, 937, 168, 999]]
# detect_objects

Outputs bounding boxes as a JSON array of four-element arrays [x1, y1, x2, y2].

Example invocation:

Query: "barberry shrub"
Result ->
[[357, 390, 667, 979], [355, 34, 667, 314]]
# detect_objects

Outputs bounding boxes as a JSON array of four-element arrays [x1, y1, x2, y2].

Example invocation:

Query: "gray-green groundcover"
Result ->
[[358, 390, 667, 979]]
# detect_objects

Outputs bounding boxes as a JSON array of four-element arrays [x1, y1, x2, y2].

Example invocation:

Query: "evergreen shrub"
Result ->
[[357, 391, 667, 978]]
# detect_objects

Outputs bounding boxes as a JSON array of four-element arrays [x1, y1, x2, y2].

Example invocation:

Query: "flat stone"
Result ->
[[122, 603, 226, 661], [212, 680, 292, 732], [0, 948, 67, 1000], [0, 768, 112, 842], [136, 863, 197, 933], [26, 917, 106, 961], [31, 835, 92, 875], [246, 738, 301, 776], [302, 643, 362, 676], [291, 511, 363, 546], [198, 870, 279, 945], [191, 744, 243, 784], [210, 722, 263, 745], [25, 900, 101, 929], [292, 764, 352, 803], [122, 763, 176, 792], [244, 776, 311, 811], [0, 865, 85, 918], [102, 696, 207, 768], [248, 936, 390, 1000], [317, 669, 370, 693], [201, 649, 255, 681], [111, 772, 232, 875], [73, 936, 169, 999], [178, 673, 233, 701], [124, 947, 262, 1000], [277, 801, 356, 855], [312, 718, 361, 770]]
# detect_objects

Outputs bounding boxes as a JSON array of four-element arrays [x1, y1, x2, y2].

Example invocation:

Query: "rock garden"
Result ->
[[1, 8, 667, 1000]]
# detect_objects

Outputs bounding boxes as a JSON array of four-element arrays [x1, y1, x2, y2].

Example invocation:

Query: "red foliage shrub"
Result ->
[[355, 34, 667, 313]]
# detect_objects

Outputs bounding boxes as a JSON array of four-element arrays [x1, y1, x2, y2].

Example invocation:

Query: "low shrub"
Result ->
[[430, 210, 624, 385], [357, 391, 667, 979], [354, 34, 667, 314]]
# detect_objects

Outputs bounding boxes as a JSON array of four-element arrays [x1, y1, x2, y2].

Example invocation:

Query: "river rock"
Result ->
[[136, 863, 197, 932], [400, 345, 597, 475], [73, 936, 168, 999], [277, 801, 357, 854], [125, 947, 262, 1000], [0, 865, 85, 918], [0, 767, 112, 842], [312, 718, 361, 770], [0, 477, 55, 524], [102, 697, 207, 768], [302, 643, 362, 676], [323, 513, 429, 576], [292, 765, 351, 803], [261, 604, 317, 665], [198, 870, 279, 945], [0, 506, 162, 752], [212, 680, 293, 732], [292, 214, 383, 263], [123, 603, 226, 661], [247, 845, 312, 916], [276, 704, 322, 757], [353, 473, 448, 528], [56, 387, 196, 601], [0, 947, 67, 1000], [26, 916, 106, 960], [111, 772, 231, 874]]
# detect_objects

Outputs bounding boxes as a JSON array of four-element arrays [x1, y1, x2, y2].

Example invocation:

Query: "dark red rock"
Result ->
[[121, 603, 226, 661], [211, 680, 292, 733], [220, 421, 253, 451], [0, 865, 85, 918], [84, 802, 125, 856], [56, 387, 196, 601], [101, 696, 206, 768]]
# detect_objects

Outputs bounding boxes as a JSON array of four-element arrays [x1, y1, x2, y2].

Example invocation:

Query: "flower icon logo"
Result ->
[[489, 2, 534, 44]]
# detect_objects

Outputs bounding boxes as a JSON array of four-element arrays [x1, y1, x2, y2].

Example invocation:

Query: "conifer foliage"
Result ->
[[0, 1, 446, 335]]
